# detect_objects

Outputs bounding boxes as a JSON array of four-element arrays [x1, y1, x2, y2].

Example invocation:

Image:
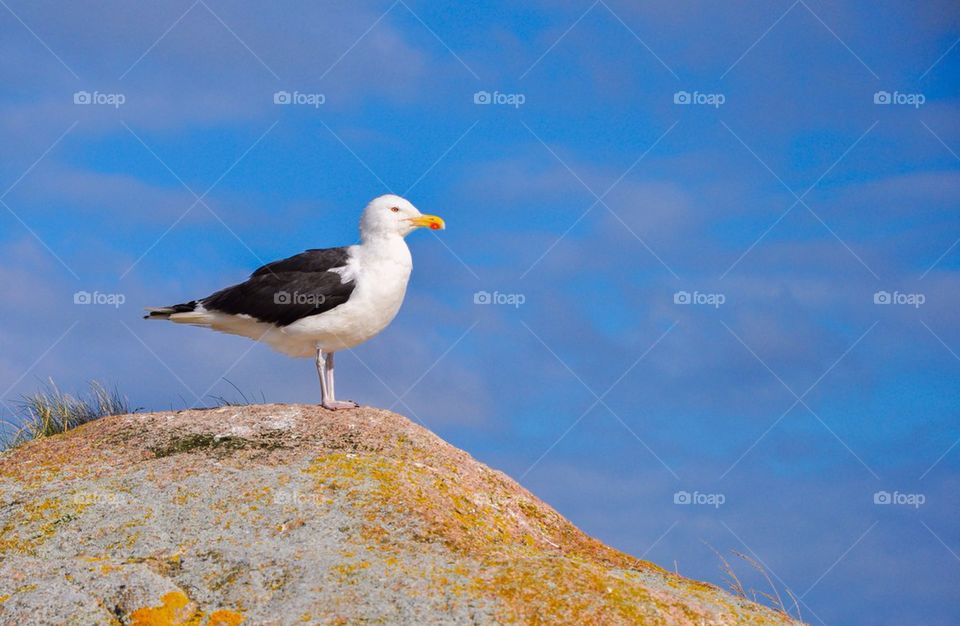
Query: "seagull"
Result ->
[[145, 194, 445, 410]]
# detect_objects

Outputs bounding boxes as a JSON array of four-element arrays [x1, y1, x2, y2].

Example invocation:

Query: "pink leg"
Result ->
[[320, 350, 358, 411]]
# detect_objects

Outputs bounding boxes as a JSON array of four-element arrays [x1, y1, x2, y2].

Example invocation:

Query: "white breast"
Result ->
[[270, 237, 413, 355]]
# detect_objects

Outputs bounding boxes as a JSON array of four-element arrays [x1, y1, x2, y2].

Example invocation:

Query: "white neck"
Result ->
[[360, 229, 406, 245], [356, 232, 412, 267]]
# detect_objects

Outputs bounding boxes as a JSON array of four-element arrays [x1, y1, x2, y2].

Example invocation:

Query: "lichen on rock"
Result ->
[[0, 404, 800, 625]]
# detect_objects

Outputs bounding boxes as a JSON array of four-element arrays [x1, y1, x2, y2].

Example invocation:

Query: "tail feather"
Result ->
[[144, 301, 198, 320]]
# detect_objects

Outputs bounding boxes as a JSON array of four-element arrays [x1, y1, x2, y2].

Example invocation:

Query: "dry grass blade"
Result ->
[[0, 379, 131, 450], [733, 549, 786, 614], [785, 587, 803, 623], [703, 541, 747, 599], [704, 544, 803, 623]]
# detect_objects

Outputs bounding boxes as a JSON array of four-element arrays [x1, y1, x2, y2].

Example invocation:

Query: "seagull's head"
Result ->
[[359, 194, 445, 241]]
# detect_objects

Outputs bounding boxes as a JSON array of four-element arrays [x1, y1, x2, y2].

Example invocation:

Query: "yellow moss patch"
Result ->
[[332, 560, 371, 583], [171, 487, 194, 506], [470, 554, 660, 624], [303, 452, 788, 625], [0, 497, 90, 555]]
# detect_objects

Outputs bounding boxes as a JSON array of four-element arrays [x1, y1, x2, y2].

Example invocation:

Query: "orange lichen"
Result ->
[[0, 404, 792, 626], [129, 591, 200, 626], [128, 591, 244, 626], [207, 610, 245, 626], [304, 451, 791, 625]]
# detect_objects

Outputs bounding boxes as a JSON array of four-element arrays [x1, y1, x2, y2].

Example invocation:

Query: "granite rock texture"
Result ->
[[0, 404, 800, 625]]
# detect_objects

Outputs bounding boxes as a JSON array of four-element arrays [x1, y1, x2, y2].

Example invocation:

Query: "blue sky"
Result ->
[[1, 1, 958, 623]]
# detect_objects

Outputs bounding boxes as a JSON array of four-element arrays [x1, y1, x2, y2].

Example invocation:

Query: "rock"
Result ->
[[0, 404, 798, 625]]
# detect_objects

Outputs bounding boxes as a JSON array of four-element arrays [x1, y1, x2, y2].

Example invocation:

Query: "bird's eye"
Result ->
[[390, 206, 400, 213]]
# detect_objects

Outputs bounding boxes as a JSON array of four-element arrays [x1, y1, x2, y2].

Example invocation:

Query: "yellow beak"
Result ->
[[407, 214, 446, 230]]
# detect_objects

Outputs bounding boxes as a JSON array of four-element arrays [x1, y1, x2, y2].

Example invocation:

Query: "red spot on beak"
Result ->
[[430, 223, 441, 230]]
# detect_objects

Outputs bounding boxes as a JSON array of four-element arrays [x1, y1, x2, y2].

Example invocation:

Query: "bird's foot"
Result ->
[[321, 400, 359, 411]]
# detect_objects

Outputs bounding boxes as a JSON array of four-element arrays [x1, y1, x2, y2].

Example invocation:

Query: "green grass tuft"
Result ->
[[0, 379, 132, 450]]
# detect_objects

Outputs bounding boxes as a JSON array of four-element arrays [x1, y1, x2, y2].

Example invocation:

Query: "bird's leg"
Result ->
[[325, 351, 335, 399], [316, 345, 330, 406], [321, 351, 358, 411]]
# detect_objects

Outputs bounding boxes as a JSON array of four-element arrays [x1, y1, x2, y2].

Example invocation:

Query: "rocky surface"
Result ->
[[0, 404, 799, 625]]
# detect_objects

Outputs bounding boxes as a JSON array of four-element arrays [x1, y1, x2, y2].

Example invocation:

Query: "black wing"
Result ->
[[250, 247, 351, 277], [201, 247, 356, 327]]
